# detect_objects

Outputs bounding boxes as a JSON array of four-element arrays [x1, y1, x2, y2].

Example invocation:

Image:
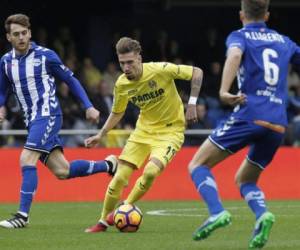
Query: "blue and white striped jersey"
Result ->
[[226, 22, 300, 126], [0, 42, 92, 127]]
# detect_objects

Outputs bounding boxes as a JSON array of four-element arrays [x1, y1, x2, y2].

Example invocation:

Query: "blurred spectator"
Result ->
[[57, 83, 82, 129], [53, 26, 76, 59], [198, 27, 224, 69], [81, 57, 102, 94], [184, 98, 211, 146], [121, 102, 139, 129], [0, 107, 12, 146], [203, 61, 222, 99], [64, 116, 97, 147], [5, 95, 25, 146], [35, 27, 48, 47], [102, 62, 121, 95], [90, 79, 113, 128], [288, 85, 300, 146]]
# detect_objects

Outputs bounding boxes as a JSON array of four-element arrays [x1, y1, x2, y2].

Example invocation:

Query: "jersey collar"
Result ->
[[244, 22, 267, 29]]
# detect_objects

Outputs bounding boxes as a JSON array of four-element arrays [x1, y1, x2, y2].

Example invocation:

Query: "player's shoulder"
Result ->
[[227, 28, 245, 39], [0, 51, 12, 63], [115, 73, 129, 86], [267, 28, 293, 44], [32, 44, 58, 59], [145, 61, 174, 72]]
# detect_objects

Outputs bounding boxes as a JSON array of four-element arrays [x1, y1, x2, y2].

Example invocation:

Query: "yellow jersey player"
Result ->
[[84, 37, 203, 232]]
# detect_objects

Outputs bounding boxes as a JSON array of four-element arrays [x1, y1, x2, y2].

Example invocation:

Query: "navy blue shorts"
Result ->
[[24, 115, 63, 164], [209, 117, 284, 169]]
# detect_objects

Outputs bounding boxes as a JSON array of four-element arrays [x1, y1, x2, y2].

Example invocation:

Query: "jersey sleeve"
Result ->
[[46, 50, 92, 109], [156, 62, 193, 80], [46, 50, 74, 81], [226, 31, 246, 53], [0, 59, 10, 107], [111, 83, 128, 113]]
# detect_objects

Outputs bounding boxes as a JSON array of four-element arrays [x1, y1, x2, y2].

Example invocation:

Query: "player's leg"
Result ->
[[85, 161, 135, 233], [236, 159, 275, 249], [85, 139, 150, 233], [45, 148, 118, 179], [189, 138, 230, 215], [189, 138, 232, 240], [125, 158, 162, 204], [190, 119, 257, 240], [235, 159, 265, 219], [125, 131, 183, 204], [236, 127, 283, 249], [0, 149, 40, 228]]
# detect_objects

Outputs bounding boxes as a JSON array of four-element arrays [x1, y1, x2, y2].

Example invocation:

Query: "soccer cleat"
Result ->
[[0, 213, 29, 229], [84, 221, 108, 233], [192, 210, 232, 241], [249, 211, 275, 249], [106, 211, 115, 226], [105, 155, 118, 176]]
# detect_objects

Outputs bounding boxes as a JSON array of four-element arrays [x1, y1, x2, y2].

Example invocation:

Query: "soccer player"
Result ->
[[84, 37, 203, 232], [188, 0, 300, 248], [0, 14, 118, 229]]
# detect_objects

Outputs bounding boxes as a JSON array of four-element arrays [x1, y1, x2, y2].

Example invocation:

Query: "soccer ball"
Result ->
[[114, 204, 143, 232]]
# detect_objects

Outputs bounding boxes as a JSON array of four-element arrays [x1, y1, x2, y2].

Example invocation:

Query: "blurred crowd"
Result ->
[[0, 26, 300, 147]]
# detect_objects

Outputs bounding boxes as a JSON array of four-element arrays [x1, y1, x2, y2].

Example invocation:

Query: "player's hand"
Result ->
[[185, 104, 198, 124], [84, 134, 101, 148], [220, 92, 247, 106], [0, 106, 6, 124], [86, 107, 100, 123]]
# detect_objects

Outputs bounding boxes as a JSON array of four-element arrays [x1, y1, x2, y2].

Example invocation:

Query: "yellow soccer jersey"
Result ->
[[112, 62, 193, 133]]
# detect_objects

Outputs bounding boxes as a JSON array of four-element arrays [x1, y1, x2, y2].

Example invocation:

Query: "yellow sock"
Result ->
[[126, 161, 161, 204], [100, 164, 134, 222]]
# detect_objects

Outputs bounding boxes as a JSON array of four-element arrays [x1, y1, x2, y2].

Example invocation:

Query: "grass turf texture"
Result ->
[[1, 201, 300, 250]]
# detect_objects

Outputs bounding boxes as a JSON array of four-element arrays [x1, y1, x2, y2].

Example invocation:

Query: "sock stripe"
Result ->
[[87, 161, 95, 174]]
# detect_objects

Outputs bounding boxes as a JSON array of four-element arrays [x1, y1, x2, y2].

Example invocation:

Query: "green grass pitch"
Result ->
[[1, 201, 300, 250]]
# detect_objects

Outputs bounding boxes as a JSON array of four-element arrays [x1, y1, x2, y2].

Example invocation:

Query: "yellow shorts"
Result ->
[[119, 129, 184, 168]]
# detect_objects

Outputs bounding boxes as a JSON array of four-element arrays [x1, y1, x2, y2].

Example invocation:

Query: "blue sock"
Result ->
[[19, 166, 38, 215], [240, 183, 267, 220], [68, 160, 108, 178], [191, 166, 224, 216]]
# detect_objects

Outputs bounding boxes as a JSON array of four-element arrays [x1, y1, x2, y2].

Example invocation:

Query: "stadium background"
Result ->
[[0, 0, 300, 202]]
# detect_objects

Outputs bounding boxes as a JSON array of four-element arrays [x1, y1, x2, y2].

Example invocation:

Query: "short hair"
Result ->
[[241, 0, 270, 20], [5, 14, 31, 33], [116, 37, 142, 55]]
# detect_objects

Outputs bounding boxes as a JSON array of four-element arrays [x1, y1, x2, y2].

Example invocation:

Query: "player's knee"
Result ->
[[114, 174, 127, 186], [142, 164, 161, 184], [20, 150, 39, 166], [53, 167, 70, 180], [188, 160, 198, 173], [112, 170, 129, 187], [234, 173, 242, 187]]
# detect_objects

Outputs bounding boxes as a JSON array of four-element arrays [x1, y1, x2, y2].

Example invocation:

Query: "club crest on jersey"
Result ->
[[33, 58, 42, 67], [148, 80, 157, 89]]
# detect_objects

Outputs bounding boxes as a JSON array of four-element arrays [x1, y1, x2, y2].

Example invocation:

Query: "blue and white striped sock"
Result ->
[[191, 166, 224, 216], [240, 183, 267, 219], [19, 166, 38, 215], [68, 160, 108, 178]]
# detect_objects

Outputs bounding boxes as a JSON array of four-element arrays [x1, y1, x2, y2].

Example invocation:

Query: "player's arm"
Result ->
[[219, 47, 247, 106], [0, 62, 10, 124], [186, 67, 203, 124], [47, 50, 99, 123]]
